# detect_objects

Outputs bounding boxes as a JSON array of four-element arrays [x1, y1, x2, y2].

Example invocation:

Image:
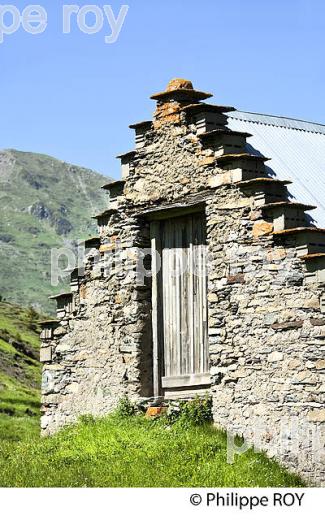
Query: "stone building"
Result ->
[[40, 79, 325, 484]]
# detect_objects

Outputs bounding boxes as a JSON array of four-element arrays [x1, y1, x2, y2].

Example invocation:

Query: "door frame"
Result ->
[[149, 204, 209, 397]]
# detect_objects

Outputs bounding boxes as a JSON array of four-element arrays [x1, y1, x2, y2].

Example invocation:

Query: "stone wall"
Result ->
[[41, 209, 153, 433], [40, 79, 325, 484], [206, 191, 325, 484]]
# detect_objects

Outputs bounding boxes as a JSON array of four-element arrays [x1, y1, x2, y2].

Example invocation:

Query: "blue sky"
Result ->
[[0, 0, 324, 179]]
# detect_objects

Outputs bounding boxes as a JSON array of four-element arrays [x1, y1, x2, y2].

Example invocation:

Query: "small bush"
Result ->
[[115, 396, 136, 418], [166, 395, 213, 427], [79, 414, 96, 426]]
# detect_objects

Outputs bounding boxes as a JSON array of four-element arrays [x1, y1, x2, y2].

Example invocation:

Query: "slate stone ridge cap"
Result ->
[[116, 150, 136, 160], [182, 103, 236, 114], [101, 179, 125, 190], [199, 129, 253, 139], [48, 292, 73, 300], [92, 208, 117, 219], [301, 253, 325, 260], [129, 120, 152, 130], [82, 236, 101, 247], [39, 319, 60, 326], [150, 89, 213, 101], [262, 202, 317, 211], [237, 177, 292, 186], [216, 153, 271, 163], [273, 227, 325, 235]]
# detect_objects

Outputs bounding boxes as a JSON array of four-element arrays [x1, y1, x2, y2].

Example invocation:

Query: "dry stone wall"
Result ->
[[206, 192, 325, 484], [40, 79, 325, 484]]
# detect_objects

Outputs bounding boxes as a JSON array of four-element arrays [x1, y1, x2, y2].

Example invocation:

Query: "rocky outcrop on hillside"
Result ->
[[0, 149, 109, 312]]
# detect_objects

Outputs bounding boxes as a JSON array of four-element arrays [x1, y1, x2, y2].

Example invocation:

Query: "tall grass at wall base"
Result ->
[[0, 414, 304, 488]]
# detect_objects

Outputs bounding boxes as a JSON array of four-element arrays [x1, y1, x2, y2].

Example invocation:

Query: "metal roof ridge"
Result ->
[[229, 110, 325, 135]]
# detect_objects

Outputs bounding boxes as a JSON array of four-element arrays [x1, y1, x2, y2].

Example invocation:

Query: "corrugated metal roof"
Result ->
[[228, 111, 325, 226]]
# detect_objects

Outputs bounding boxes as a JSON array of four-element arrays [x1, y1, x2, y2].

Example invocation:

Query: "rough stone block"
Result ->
[[253, 221, 274, 237], [53, 326, 66, 336], [145, 406, 167, 418], [199, 156, 216, 166], [268, 351, 284, 362], [227, 274, 245, 285], [308, 409, 325, 422], [303, 296, 320, 309], [310, 318, 325, 326], [271, 320, 304, 331], [267, 248, 286, 261], [66, 382, 79, 394], [40, 347, 52, 363]]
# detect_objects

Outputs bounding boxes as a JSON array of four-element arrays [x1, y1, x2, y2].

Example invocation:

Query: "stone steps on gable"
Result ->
[[260, 201, 316, 232], [199, 129, 251, 157], [273, 227, 325, 256], [48, 292, 75, 319], [236, 177, 292, 205], [216, 153, 269, 182]]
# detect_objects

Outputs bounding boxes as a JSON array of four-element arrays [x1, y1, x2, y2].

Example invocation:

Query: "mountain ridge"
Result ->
[[0, 149, 110, 312]]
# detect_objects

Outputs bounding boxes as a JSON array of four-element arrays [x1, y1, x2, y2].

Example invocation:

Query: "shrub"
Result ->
[[115, 396, 136, 418], [166, 395, 213, 427], [79, 414, 96, 426]]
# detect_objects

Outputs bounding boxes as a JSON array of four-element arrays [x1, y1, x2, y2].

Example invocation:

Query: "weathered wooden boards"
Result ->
[[151, 213, 209, 394]]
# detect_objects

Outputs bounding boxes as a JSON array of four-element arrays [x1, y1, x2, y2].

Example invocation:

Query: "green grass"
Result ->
[[0, 338, 16, 354], [0, 301, 42, 420], [0, 414, 304, 488], [0, 372, 39, 416], [0, 301, 42, 349], [0, 414, 40, 442]]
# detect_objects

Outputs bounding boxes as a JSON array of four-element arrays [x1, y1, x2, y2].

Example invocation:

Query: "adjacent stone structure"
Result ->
[[40, 79, 325, 484]]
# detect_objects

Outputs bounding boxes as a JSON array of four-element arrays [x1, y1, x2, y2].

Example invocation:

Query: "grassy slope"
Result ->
[[0, 415, 304, 487], [0, 149, 108, 313], [0, 301, 42, 441]]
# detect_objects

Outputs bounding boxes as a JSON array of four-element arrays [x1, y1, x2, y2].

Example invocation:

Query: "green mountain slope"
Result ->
[[0, 149, 108, 313], [0, 300, 42, 440]]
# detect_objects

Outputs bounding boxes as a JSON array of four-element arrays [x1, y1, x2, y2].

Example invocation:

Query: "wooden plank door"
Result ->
[[151, 213, 209, 396]]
